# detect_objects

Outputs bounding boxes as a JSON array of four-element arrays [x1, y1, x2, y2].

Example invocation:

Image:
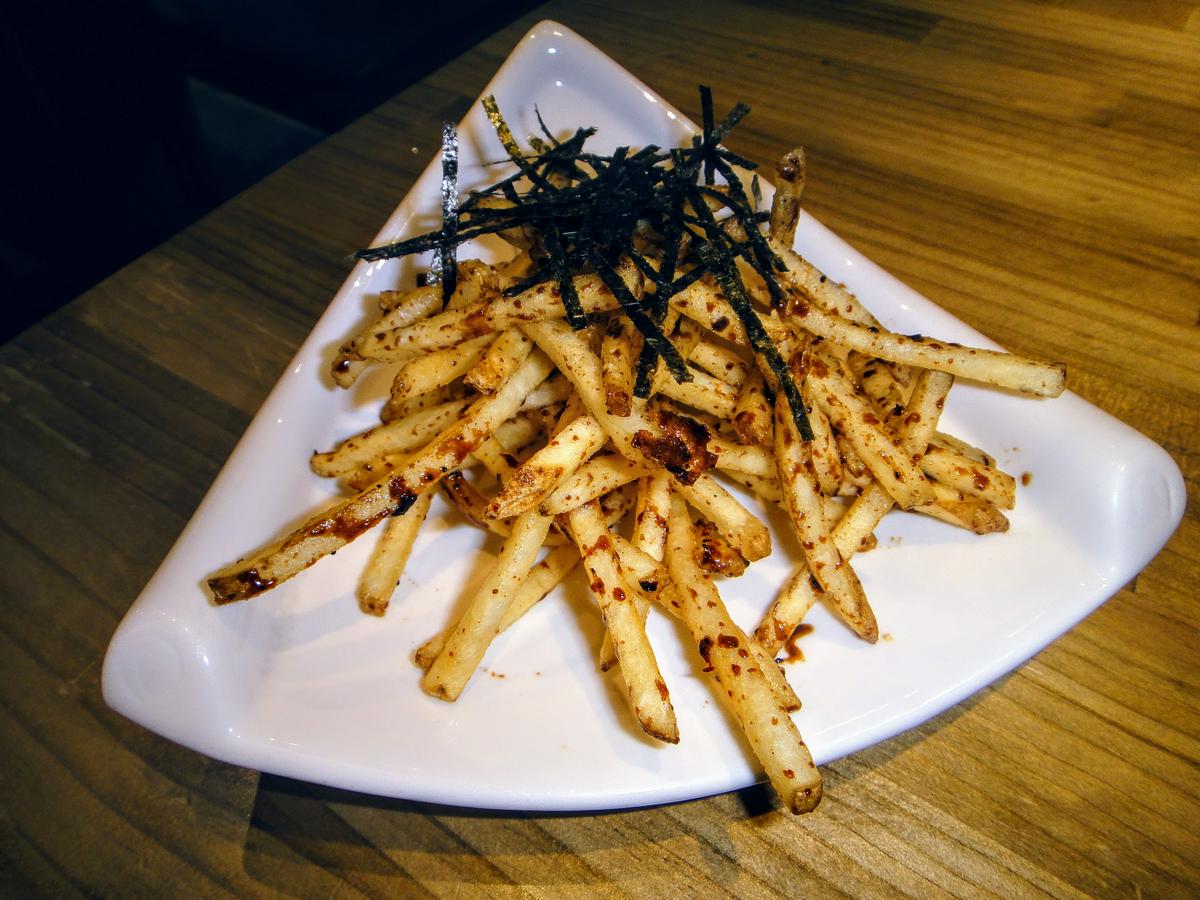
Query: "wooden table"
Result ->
[[3, 1, 1196, 895]]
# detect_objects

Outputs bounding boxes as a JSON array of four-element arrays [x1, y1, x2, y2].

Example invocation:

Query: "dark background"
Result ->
[[0, 0, 540, 344]]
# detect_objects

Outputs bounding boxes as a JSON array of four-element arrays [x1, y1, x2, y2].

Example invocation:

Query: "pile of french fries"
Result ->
[[207, 139, 1064, 814]]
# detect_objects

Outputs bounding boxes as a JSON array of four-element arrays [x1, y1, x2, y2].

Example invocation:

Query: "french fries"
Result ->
[[357, 490, 433, 616], [774, 382, 876, 642], [666, 494, 820, 813], [207, 95, 1065, 814], [311, 397, 472, 478], [388, 334, 494, 405], [422, 508, 554, 702], [485, 414, 608, 520], [414, 543, 580, 669], [567, 500, 679, 744], [464, 329, 534, 393]]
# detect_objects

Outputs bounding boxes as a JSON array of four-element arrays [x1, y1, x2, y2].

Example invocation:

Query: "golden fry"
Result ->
[[389, 334, 495, 406], [666, 493, 821, 814], [567, 501, 679, 744], [464, 329, 534, 394], [774, 388, 876, 642], [422, 509, 554, 701], [540, 453, 650, 516], [487, 414, 608, 520], [415, 543, 580, 669], [357, 491, 432, 615]]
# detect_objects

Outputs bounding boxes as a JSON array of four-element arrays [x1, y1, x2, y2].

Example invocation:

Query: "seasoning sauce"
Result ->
[[780, 623, 814, 663]]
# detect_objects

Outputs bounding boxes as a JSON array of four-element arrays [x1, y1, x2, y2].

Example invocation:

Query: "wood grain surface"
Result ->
[[2, 1, 1197, 896]]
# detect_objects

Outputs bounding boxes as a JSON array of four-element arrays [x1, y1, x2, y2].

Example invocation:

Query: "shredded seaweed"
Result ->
[[481, 96, 554, 192], [697, 241, 813, 441], [437, 122, 459, 305], [588, 247, 691, 384], [543, 224, 587, 329], [700, 85, 716, 186], [356, 88, 813, 440]]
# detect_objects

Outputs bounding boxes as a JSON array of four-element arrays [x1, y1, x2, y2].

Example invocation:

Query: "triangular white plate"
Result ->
[[103, 21, 1185, 812]]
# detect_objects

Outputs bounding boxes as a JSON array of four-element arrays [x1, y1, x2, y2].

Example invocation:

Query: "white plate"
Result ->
[[102, 21, 1185, 812]]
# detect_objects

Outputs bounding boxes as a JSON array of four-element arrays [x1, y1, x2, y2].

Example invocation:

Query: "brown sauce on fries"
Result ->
[[631, 409, 716, 485]]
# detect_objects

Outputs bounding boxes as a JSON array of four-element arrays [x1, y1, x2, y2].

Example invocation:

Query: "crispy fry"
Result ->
[[468, 435, 519, 484], [347, 428, 524, 494], [688, 340, 751, 386], [920, 484, 1010, 534], [631, 473, 672, 562], [540, 453, 650, 516], [733, 370, 772, 446], [647, 315, 703, 397], [355, 302, 487, 361], [381, 381, 469, 423], [692, 518, 748, 577], [666, 493, 820, 813], [756, 568, 823, 652], [422, 509, 554, 701], [486, 414, 608, 520], [208, 352, 553, 603], [599, 476, 673, 672], [374, 350, 554, 506], [207, 480, 407, 605], [389, 334, 495, 406], [789, 295, 1066, 397], [768, 147, 806, 247], [674, 475, 771, 562], [445, 259, 503, 311], [721, 468, 783, 504], [440, 472, 511, 538], [567, 501, 679, 744], [755, 370, 953, 652], [657, 366, 739, 419], [709, 437, 775, 478], [597, 535, 670, 672], [767, 237, 879, 327], [849, 352, 908, 429], [360, 270, 629, 359], [332, 284, 442, 387], [312, 398, 472, 478], [834, 431, 874, 496], [464, 329, 534, 394], [774, 388, 876, 642], [357, 491, 432, 615], [494, 411, 544, 452], [522, 318, 669, 464], [415, 543, 580, 669], [803, 380, 843, 496], [344, 454, 409, 493], [920, 445, 1016, 509], [611, 534, 670, 593], [932, 431, 996, 467], [519, 373, 574, 411], [601, 316, 635, 416], [807, 350, 934, 510], [670, 278, 796, 357]]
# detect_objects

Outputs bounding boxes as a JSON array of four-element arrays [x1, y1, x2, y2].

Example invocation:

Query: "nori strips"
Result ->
[[543, 223, 588, 330], [588, 247, 692, 384], [355, 87, 813, 440], [696, 240, 813, 441], [437, 122, 459, 306], [700, 85, 716, 186]]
